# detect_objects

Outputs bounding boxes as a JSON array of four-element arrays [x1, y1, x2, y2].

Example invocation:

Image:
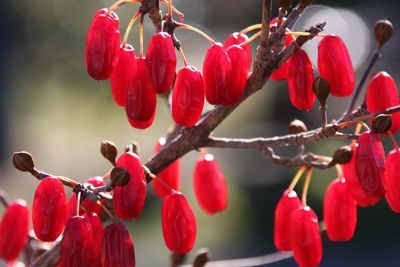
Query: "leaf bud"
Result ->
[[313, 76, 330, 105], [12, 151, 35, 173], [289, 119, 308, 134], [100, 140, 118, 166], [110, 167, 130, 188], [374, 19, 393, 48], [372, 114, 392, 133]]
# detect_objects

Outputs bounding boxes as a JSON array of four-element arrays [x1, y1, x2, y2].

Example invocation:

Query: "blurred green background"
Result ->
[[0, 0, 400, 266]]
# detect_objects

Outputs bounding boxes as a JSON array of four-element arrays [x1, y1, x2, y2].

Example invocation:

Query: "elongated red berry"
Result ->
[[33, 176, 67, 242], [193, 154, 227, 214], [60, 216, 102, 267], [342, 144, 379, 207], [126, 57, 157, 129], [171, 66, 204, 126], [225, 45, 248, 105], [271, 34, 296, 80], [366, 72, 400, 133], [324, 178, 357, 241], [153, 138, 181, 197], [84, 213, 103, 251], [290, 206, 322, 267], [385, 148, 400, 212], [355, 131, 386, 198], [274, 189, 302, 251], [146, 32, 177, 93], [111, 43, 137, 107], [113, 152, 147, 220], [85, 9, 120, 80], [223, 32, 252, 71], [162, 191, 197, 253], [0, 200, 29, 262], [318, 35, 355, 96], [102, 223, 135, 267], [82, 176, 106, 214], [287, 49, 315, 110]]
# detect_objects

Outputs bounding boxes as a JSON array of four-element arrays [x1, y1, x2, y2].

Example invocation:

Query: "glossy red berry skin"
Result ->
[[81, 176, 106, 214], [85, 9, 120, 80], [317, 35, 355, 97], [84, 213, 103, 251], [193, 154, 227, 214], [385, 149, 400, 212], [113, 152, 147, 220], [146, 32, 177, 94], [355, 132, 386, 198], [225, 45, 248, 105], [102, 223, 135, 267], [153, 138, 181, 197], [290, 206, 322, 267], [172, 66, 205, 126], [223, 32, 251, 71], [0, 200, 29, 262], [324, 178, 357, 241], [162, 191, 197, 253], [274, 190, 302, 251], [271, 34, 296, 81], [33, 176, 67, 242], [366, 72, 400, 133], [287, 49, 315, 110], [342, 144, 379, 207], [126, 57, 157, 129], [111, 43, 137, 107], [60, 216, 102, 267]]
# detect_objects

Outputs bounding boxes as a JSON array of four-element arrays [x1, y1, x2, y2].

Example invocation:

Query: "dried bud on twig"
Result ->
[[289, 119, 308, 134], [12, 151, 35, 173], [110, 167, 130, 187], [193, 248, 211, 267], [100, 140, 118, 166], [327, 145, 353, 167], [313, 76, 330, 105], [374, 19, 393, 48], [372, 114, 392, 133], [125, 141, 139, 155]]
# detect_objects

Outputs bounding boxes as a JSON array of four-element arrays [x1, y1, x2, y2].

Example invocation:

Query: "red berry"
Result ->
[[290, 206, 322, 267], [385, 148, 400, 212], [287, 49, 315, 110], [85, 9, 120, 80], [366, 72, 400, 133], [162, 191, 197, 253], [171, 66, 205, 126], [342, 144, 379, 207], [60, 216, 102, 267], [274, 189, 302, 251], [152, 138, 181, 197], [102, 223, 135, 267], [84, 213, 103, 260], [81, 176, 106, 214], [33, 176, 67, 242], [193, 154, 227, 214], [225, 45, 249, 105], [111, 43, 137, 107], [145, 32, 177, 94], [113, 152, 147, 220], [223, 32, 252, 71], [323, 178, 357, 241], [125, 57, 157, 129], [355, 131, 386, 198], [271, 34, 296, 81], [317, 35, 355, 97], [0, 200, 29, 262]]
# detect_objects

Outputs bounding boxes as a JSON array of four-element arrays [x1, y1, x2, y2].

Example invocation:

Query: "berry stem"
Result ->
[[287, 32, 327, 38], [139, 13, 144, 57], [276, 8, 287, 28], [200, 148, 208, 156], [239, 24, 262, 34], [301, 168, 313, 207], [388, 131, 399, 150], [98, 201, 118, 223], [123, 11, 141, 44], [102, 168, 113, 180], [352, 123, 363, 145], [160, 0, 185, 20], [0, 189, 10, 207], [239, 31, 262, 47], [109, 0, 130, 12], [288, 166, 306, 191], [175, 22, 216, 44], [179, 47, 188, 67], [167, 0, 172, 18], [335, 164, 344, 178], [76, 191, 81, 216]]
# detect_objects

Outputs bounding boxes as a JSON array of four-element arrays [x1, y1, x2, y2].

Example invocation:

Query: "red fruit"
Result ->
[[84, 213, 103, 260], [385, 149, 400, 212], [355, 131, 386, 198], [274, 189, 302, 251], [0, 200, 29, 261], [317, 35, 355, 96], [342, 144, 379, 207], [82, 176, 106, 214], [366, 72, 400, 133], [33, 176, 67, 242], [287, 49, 315, 110], [145, 32, 177, 93], [126, 57, 157, 129], [152, 138, 181, 197], [162, 191, 197, 253], [323, 178, 357, 241], [290, 206, 322, 267], [113, 152, 147, 220], [193, 154, 227, 214], [223, 32, 252, 71], [85, 9, 120, 80], [111, 43, 137, 107], [102, 223, 135, 267], [225, 45, 249, 105], [60, 216, 102, 267], [271, 33, 296, 80], [171, 66, 205, 126]]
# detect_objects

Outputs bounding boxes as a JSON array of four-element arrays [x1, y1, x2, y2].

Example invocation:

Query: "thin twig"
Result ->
[[0, 189, 10, 207]]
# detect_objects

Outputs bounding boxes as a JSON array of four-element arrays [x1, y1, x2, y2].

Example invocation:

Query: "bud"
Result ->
[[110, 167, 130, 187], [299, 0, 314, 8], [125, 141, 139, 155], [374, 20, 393, 48], [193, 248, 210, 267], [100, 140, 118, 166], [313, 76, 330, 105], [12, 152, 35, 173], [372, 114, 392, 133], [289, 119, 308, 134], [327, 146, 353, 167], [278, 0, 291, 10]]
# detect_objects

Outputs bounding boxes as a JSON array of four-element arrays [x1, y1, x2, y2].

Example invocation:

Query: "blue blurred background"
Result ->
[[0, 0, 400, 266]]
